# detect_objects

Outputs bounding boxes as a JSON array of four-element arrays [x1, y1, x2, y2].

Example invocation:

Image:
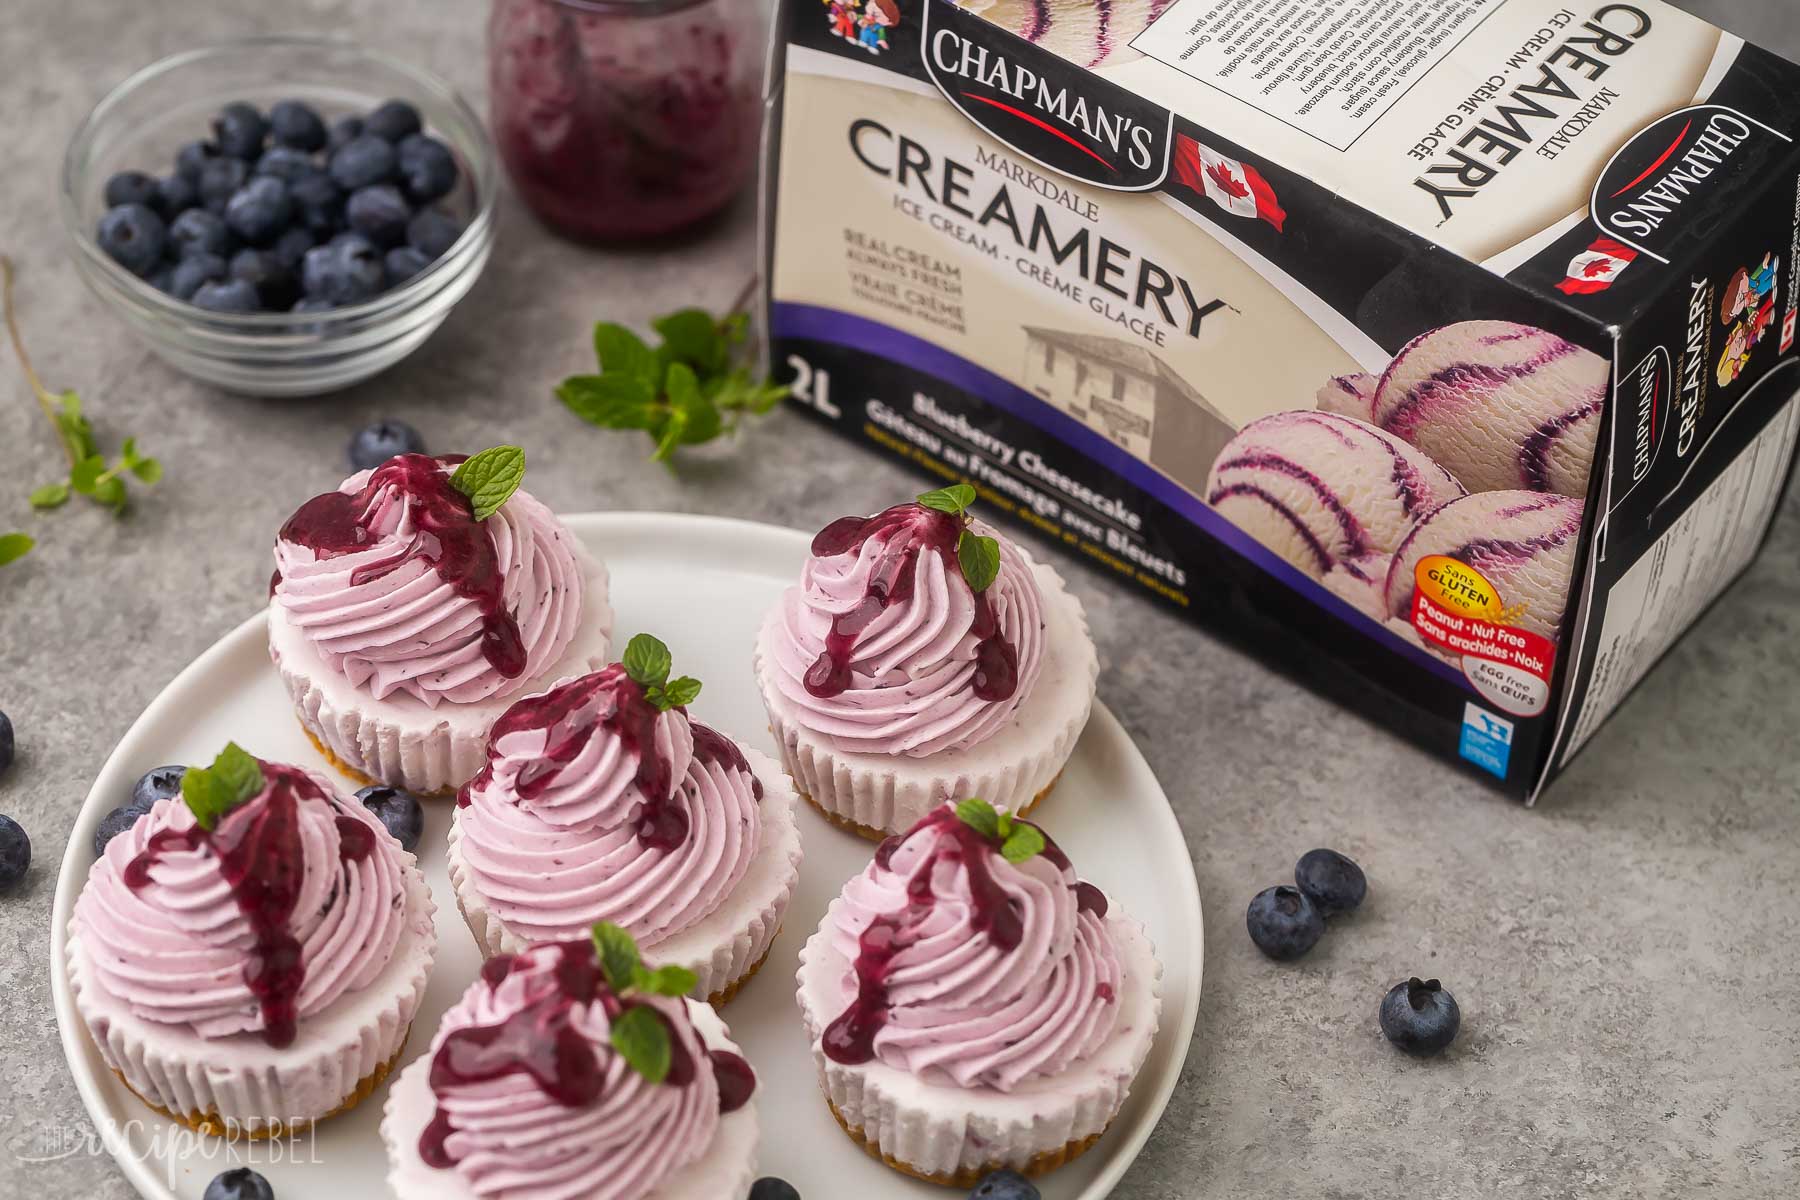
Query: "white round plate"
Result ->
[[50, 512, 1202, 1199]]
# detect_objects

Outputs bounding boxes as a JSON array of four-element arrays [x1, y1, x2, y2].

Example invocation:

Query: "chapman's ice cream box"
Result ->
[[759, 0, 1800, 801]]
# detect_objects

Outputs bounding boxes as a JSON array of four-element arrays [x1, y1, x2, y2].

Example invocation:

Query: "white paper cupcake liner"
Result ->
[[382, 999, 760, 1199], [755, 559, 1099, 840], [267, 555, 613, 797], [796, 908, 1162, 1185], [67, 861, 437, 1137], [449, 747, 803, 1005]]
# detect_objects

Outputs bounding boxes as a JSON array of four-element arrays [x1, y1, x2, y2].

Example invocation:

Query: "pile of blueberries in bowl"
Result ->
[[97, 97, 465, 314], [62, 37, 496, 397]]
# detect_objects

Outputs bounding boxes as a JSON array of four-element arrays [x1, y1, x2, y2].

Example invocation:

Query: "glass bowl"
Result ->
[[61, 37, 497, 398]]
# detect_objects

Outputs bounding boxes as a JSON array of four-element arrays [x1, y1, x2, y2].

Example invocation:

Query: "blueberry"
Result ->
[[356, 785, 424, 852], [175, 139, 221, 181], [406, 209, 461, 259], [230, 248, 298, 309], [364, 98, 423, 143], [1379, 977, 1461, 1058], [197, 157, 250, 214], [213, 101, 268, 159], [969, 1170, 1039, 1200], [749, 1180, 802, 1200], [384, 246, 432, 286], [328, 114, 365, 152], [0, 711, 12, 773], [1294, 849, 1367, 915], [288, 171, 344, 235], [93, 801, 154, 859], [167, 252, 228, 301], [193, 278, 262, 314], [346, 184, 411, 248], [272, 226, 317, 271], [225, 176, 293, 246], [168, 208, 232, 259], [203, 1167, 275, 1200], [348, 419, 426, 471], [0, 816, 28, 889], [269, 99, 328, 151], [1246, 885, 1324, 961], [396, 134, 458, 203], [96, 204, 167, 277], [328, 134, 397, 191], [103, 170, 159, 209], [153, 173, 198, 219], [254, 146, 320, 184], [301, 234, 383, 305], [130, 765, 187, 809]]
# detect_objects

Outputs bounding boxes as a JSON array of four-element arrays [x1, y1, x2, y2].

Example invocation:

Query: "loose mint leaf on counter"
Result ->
[[957, 531, 1001, 593], [610, 1005, 673, 1085], [448, 445, 526, 521], [557, 282, 789, 471], [918, 483, 977, 515], [593, 921, 642, 993], [183, 742, 266, 831], [0, 533, 33, 566], [28, 483, 67, 510], [623, 633, 674, 692], [955, 797, 1002, 839]]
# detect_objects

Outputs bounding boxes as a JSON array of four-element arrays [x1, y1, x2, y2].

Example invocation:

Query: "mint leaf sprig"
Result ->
[[555, 279, 789, 471], [621, 633, 702, 712], [3, 255, 163, 566], [182, 742, 267, 832], [592, 921, 701, 1084], [448, 445, 525, 520], [0, 533, 32, 566], [917, 484, 1002, 593], [954, 797, 1046, 864]]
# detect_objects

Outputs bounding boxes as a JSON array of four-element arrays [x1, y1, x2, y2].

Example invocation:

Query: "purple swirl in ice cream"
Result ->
[[418, 939, 753, 1199], [955, 0, 1177, 69], [75, 761, 411, 1047], [1385, 491, 1587, 640], [820, 803, 1122, 1091], [1207, 411, 1466, 580], [271, 454, 587, 708], [764, 503, 1046, 757], [456, 667, 762, 948], [1367, 321, 1607, 498]]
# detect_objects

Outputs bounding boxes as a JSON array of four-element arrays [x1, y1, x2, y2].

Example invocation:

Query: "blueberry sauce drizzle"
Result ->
[[278, 453, 526, 678], [803, 503, 1018, 703], [419, 941, 749, 1169], [458, 666, 693, 849], [821, 808, 1107, 1065], [123, 762, 374, 1049]]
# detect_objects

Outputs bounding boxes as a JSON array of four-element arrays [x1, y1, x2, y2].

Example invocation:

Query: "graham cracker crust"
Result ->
[[300, 721, 458, 799], [111, 1036, 410, 1140], [707, 939, 776, 1008], [824, 1095, 1107, 1188], [802, 771, 1063, 843]]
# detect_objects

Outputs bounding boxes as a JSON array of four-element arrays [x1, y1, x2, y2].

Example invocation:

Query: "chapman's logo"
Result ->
[[1609, 345, 1671, 514], [920, 1, 1171, 191], [1592, 105, 1792, 264]]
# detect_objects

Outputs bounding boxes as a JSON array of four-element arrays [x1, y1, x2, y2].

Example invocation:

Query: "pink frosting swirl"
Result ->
[[419, 940, 730, 1200], [764, 505, 1046, 757], [74, 762, 411, 1043], [821, 803, 1122, 1091], [271, 456, 587, 708], [457, 668, 762, 949]]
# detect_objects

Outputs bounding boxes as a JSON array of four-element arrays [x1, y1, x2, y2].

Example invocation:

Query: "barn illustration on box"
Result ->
[[1021, 326, 1235, 496]]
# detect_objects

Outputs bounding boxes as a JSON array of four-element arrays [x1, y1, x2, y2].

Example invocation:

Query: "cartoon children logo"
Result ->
[[1717, 252, 1780, 387], [824, 0, 899, 55]]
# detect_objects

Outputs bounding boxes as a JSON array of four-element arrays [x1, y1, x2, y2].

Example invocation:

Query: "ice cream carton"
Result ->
[[760, 0, 1800, 801]]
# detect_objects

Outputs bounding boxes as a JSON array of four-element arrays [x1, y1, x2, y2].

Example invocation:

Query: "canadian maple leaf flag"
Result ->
[[1557, 238, 1639, 295], [1173, 135, 1286, 232]]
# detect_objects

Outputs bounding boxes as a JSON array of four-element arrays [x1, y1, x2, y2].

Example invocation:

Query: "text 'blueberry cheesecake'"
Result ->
[[450, 634, 803, 1004], [268, 446, 613, 795], [797, 799, 1161, 1186], [755, 484, 1097, 839], [381, 923, 759, 1199], [68, 745, 437, 1137]]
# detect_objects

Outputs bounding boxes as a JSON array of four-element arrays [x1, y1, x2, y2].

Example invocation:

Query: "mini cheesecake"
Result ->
[[269, 450, 613, 796]]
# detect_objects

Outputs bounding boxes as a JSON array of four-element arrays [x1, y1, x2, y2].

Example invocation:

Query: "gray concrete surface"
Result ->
[[2, 1, 1797, 1197]]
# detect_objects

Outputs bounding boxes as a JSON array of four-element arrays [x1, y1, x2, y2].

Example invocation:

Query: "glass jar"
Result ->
[[488, 0, 767, 241]]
